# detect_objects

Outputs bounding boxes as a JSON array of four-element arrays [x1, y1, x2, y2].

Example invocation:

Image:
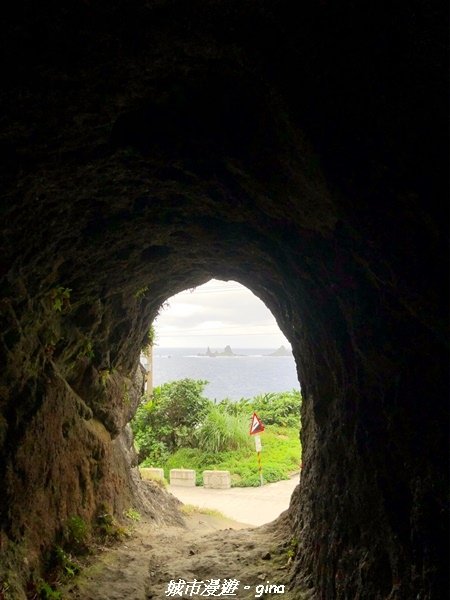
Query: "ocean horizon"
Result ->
[[145, 347, 300, 401]]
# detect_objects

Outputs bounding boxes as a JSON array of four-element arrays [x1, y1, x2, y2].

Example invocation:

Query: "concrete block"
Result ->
[[170, 468, 196, 487], [203, 470, 231, 489], [140, 467, 165, 481]]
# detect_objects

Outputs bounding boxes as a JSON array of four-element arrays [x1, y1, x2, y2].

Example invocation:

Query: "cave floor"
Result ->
[[62, 510, 309, 600]]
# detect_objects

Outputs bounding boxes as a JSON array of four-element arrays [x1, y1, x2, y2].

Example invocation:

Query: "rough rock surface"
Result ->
[[0, 2, 448, 598]]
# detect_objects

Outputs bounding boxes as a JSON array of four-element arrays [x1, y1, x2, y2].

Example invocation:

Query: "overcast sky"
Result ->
[[153, 279, 290, 349]]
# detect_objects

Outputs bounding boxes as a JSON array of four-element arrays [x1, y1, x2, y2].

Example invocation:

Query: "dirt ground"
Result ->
[[167, 476, 300, 527], [62, 509, 310, 600]]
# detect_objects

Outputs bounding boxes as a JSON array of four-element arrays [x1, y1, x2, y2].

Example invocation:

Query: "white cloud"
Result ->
[[163, 302, 203, 319], [153, 279, 290, 349], [197, 320, 227, 329]]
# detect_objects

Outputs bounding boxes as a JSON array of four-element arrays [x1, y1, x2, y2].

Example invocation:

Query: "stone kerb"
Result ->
[[203, 470, 231, 489], [169, 468, 196, 487], [140, 467, 165, 481]]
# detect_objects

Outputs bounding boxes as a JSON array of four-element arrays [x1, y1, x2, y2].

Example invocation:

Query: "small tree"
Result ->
[[131, 378, 210, 464]]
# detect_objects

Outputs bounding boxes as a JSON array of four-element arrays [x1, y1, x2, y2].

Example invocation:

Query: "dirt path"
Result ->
[[63, 510, 304, 600], [168, 476, 300, 526]]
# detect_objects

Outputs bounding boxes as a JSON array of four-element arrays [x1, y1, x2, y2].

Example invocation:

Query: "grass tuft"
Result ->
[[194, 406, 252, 453], [180, 504, 226, 518]]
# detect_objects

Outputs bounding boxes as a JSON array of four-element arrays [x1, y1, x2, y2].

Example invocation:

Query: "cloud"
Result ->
[[154, 279, 290, 348], [163, 302, 204, 319]]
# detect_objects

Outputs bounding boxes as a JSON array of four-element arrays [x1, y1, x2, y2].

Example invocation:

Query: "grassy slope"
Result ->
[[161, 426, 301, 486]]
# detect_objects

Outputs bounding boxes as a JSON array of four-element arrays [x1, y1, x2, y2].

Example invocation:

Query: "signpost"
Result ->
[[249, 412, 265, 486]]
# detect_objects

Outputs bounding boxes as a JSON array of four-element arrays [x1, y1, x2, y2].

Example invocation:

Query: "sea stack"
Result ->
[[268, 345, 292, 356]]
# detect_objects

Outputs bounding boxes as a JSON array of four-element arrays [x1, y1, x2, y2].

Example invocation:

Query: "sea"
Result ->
[[147, 348, 300, 401]]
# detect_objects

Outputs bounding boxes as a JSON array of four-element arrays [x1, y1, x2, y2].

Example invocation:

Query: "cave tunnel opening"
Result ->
[[147, 277, 301, 394], [135, 277, 303, 523]]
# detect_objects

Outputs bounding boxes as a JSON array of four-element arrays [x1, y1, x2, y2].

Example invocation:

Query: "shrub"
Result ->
[[95, 505, 128, 541], [131, 379, 210, 463], [194, 406, 252, 453], [215, 397, 252, 416], [251, 390, 301, 428], [218, 390, 301, 428], [51, 546, 80, 578], [35, 580, 62, 599], [123, 508, 141, 521], [64, 516, 89, 551]]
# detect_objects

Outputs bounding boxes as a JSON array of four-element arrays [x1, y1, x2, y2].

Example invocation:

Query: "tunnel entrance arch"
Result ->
[[134, 278, 302, 516]]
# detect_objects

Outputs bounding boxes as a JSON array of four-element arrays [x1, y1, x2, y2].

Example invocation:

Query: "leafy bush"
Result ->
[[65, 516, 89, 546], [123, 508, 141, 521], [131, 379, 210, 464], [218, 390, 301, 429], [251, 390, 301, 428], [52, 546, 80, 578], [214, 397, 252, 416], [36, 580, 62, 599], [96, 503, 129, 541]]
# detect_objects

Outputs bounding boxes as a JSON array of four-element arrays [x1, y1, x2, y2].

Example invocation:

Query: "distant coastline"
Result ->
[[195, 344, 293, 358], [151, 347, 300, 400], [197, 345, 242, 357]]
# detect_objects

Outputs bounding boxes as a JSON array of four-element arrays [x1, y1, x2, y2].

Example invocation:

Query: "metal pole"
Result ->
[[257, 451, 263, 486]]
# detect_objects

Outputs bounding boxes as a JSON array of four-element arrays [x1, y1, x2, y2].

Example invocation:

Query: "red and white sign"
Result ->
[[249, 412, 265, 435]]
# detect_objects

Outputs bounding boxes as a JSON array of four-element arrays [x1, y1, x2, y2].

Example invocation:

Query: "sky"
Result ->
[[153, 279, 291, 349]]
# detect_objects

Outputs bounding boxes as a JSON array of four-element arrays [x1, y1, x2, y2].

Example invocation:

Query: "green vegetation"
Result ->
[[123, 508, 141, 522], [195, 405, 252, 453], [134, 285, 149, 299], [77, 338, 94, 360], [96, 503, 129, 541], [63, 515, 90, 553], [286, 536, 299, 562], [29, 517, 88, 599], [145, 323, 157, 349], [21, 508, 135, 599], [163, 426, 300, 486], [139, 468, 168, 487], [51, 546, 80, 578], [35, 580, 62, 599], [131, 380, 301, 487], [131, 379, 210, 463], [122, 381, 130, 405], [99, 367, 115, 387], [180, 504, 226, 518], [49, 286, 71, 313], [217, 391, 301, 428]]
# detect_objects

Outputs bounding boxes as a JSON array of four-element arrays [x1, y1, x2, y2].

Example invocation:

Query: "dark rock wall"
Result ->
[[1, 2, 447, 598]]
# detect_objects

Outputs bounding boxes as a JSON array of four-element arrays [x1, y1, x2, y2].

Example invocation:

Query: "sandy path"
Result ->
[[64, 510, 306, 600], [168, 476, 300, 526]]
